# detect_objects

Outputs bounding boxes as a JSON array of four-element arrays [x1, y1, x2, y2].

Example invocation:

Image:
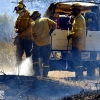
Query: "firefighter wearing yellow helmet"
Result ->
[[14, 1, 26, 14], [67, 2, 86, 80], [14, 1, 35, 66], [30, 10, 57, 77]]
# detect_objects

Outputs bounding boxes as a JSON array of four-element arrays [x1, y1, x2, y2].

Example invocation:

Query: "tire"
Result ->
[[84, 61, 96, 78]]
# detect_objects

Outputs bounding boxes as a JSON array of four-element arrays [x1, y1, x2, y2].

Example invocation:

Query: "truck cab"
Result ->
[[43, 1, 100, 78]]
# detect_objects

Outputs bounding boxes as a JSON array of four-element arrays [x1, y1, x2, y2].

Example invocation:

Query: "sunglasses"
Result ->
[[13, 7, 23, 12], [16, 7, 23, 11]]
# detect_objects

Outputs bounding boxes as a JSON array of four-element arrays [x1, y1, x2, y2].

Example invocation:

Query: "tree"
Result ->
[[0, 13, 15, 42]]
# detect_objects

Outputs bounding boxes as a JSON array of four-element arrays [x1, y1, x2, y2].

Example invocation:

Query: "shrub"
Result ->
[[0, 13, 15, 42]]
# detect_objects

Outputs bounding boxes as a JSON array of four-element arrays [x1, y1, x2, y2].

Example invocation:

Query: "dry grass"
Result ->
[[0, 42, 16, 75], [48, 71, 75, 78]]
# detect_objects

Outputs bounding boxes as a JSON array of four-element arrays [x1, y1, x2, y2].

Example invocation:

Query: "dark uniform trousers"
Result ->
[[16, 37, 33, 66], [71, 46, 83, 78], [32, 42, 51, 76]]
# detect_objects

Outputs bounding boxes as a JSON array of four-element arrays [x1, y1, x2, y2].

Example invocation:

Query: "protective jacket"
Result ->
[[15, 10, 35, 40], [32, 17, 56, 46], [72, 14, 86, 50]]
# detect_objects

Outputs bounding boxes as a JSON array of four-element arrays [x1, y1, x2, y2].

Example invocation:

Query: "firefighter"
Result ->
[[30, 10, 57, 77], [14, 1, 35, 66], [67, 3, 86, 79]]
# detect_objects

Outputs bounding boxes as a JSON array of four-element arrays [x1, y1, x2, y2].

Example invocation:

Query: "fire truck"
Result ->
[[43, 1, 100, 78]]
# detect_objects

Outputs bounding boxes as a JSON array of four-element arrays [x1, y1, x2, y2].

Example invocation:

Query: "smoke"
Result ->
[[16, 56, 34, 76]]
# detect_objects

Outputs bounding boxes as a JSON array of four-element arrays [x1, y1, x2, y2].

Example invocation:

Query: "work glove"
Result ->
[[49, 28, 53, 36], [13, 36, 19, 46], [15, 29, 21, 34], [67, 35, 72, 40]]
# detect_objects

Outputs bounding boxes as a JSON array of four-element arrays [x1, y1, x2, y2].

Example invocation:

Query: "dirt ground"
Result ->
[[0, 75, 77, 100], [0, 43, 100, 100], [0, 74, 100, 100]]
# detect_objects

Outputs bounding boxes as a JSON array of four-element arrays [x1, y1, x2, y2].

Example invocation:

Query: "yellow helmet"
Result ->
[[71, 3, 82, 8], [15, 1, 26, 14]]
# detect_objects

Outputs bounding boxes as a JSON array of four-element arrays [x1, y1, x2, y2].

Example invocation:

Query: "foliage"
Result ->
[[0, 13, 15, 42]]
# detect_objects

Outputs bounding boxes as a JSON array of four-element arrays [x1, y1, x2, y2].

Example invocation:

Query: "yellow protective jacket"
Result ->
[[72, 14, 86, 50], [32, 17, 57, 46], [14, 10, 35, 40]]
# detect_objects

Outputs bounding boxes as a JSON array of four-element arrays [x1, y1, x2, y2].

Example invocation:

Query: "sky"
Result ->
[[0, 0, 48, 20], [0, 0, 100, 16], [0, 0, 16, 15], [2, 0, 98, 17]]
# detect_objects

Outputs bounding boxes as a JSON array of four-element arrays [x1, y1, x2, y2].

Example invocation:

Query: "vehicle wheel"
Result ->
[[85, 61, 96, 78]]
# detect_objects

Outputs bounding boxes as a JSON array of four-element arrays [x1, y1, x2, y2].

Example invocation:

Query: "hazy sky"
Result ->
[[0, 0, 16, 15]]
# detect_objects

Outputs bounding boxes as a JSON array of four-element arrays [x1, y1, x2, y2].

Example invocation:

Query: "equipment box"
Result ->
[[51, 30, 100, 51], [51, 29, 72, 50], [86, 31, 100, 51]]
